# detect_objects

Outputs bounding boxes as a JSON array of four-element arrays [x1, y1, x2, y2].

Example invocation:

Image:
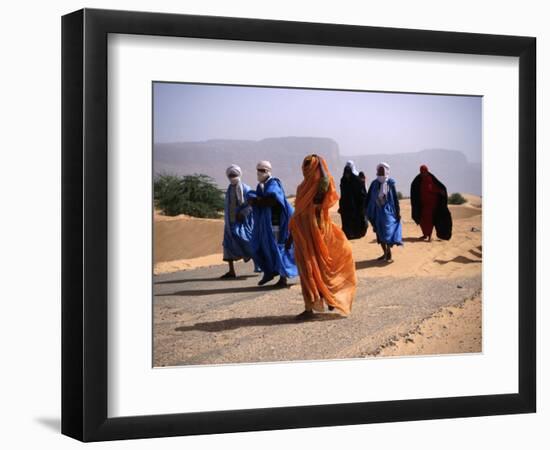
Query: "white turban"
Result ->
[[345, 160, 359, 176], [226, 164, 244, 204], [226, 164, 242, 178], [376, 162, 390, 201], [376, 162, 390, 174], [256, 160, 272, 184], [256, 160, 272, 172]]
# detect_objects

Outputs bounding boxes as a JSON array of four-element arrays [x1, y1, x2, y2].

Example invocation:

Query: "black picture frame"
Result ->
[[61, 8, 536, 442]]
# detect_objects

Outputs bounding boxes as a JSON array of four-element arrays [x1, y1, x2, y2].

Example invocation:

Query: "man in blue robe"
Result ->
[[247, 160, 298, 287], [366, 162, 403, 262], [221, 164, 257, 279]]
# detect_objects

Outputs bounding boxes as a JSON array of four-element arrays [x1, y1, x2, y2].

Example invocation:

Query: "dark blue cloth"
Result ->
[[222, 183, 256, 262], [247, 177, 298, 278], [366, 178, 403, 245]]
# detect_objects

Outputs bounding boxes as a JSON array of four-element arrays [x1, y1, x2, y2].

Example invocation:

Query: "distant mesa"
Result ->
[[154, 137, 340, 195], [154, 137, 481, 196]]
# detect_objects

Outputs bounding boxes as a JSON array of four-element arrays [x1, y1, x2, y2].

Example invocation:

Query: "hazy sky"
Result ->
[[153, 82, 482, 162]]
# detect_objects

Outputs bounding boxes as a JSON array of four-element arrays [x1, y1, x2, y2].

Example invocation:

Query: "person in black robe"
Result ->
[[338, 161, 367, 240], [410, 165, 453, 241]]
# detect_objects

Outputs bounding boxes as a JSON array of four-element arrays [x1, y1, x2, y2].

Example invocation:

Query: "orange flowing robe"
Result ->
[[289, 156, 357, 315]]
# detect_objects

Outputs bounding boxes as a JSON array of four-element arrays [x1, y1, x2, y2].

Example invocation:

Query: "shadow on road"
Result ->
[[163, 284, 295, 297], [175, 313, 344, 332], [155, 274, 258, 285]]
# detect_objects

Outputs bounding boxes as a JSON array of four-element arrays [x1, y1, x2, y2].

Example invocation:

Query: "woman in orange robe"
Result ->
[[287, 154, 357, 320]]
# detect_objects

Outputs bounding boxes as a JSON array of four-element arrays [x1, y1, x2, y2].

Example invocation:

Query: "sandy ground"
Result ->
[[154, 270, 481, 366], [153, 194, 482, 364], [154, 196, 482, 278], [372, 294, 482, 357]]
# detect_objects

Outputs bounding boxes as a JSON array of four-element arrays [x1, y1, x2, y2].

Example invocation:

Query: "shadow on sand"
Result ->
[[469, 249, 482, 258], [401, 236, 431, 243], [434, 256, 481, 265], [175, 313, 344, 332], [355, 258, 393, 270], [155, 274, 258, 285]]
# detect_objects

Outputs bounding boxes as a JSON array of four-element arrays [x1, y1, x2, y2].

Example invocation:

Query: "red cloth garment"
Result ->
[[419, 174, 440, 237], [410, 167, 453, 241]]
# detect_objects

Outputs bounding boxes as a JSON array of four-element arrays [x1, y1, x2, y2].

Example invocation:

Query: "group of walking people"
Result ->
[[338, 160, 404, 262], [221, 155, 451, 320]]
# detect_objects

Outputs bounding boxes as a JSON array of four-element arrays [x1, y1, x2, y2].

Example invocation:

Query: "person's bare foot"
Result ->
[[418, 235, 428, 241], [295, 310, 315, 321], [377, 254, 386, 261]]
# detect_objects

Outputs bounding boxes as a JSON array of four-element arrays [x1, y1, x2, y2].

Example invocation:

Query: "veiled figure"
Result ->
[[410, 164, 453, 241], [338, 161, 368, 240], [220, 164, 258, 278], [288, 154, 357, 319]]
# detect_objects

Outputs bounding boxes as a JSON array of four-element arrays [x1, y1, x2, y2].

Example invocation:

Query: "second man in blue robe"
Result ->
[[247, 160, 298, 287]]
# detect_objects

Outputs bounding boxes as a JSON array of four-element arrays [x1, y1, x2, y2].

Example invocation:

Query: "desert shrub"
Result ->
[[396, 191, 404, 200], [154, 173, 224, 218], [448, 192, 467, 205]]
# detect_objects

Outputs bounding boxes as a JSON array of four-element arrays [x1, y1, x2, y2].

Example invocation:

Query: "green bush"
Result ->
[[154, 173, 224, 218], [448, 192, 467, 205]]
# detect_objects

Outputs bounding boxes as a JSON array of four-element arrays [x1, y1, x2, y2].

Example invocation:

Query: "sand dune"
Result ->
[[154, 195, 482, 281], [154, 211, 224, 264]]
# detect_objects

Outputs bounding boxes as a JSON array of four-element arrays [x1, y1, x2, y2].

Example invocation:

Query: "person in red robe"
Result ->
[[410, 165, 452, 241]]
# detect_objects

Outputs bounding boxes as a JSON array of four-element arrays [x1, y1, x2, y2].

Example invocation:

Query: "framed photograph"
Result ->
[[61, 8, 536, 442]]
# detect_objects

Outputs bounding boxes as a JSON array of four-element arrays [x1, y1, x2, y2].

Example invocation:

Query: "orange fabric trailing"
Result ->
[[289, 155, 357, 315]]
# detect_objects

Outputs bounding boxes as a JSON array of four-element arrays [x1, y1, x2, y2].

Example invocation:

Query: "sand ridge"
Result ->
[[154, 195, 482, 281]]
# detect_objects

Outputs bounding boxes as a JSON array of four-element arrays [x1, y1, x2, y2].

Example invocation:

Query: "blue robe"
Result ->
[[247, 177, 298, 278], [222, 183, 256, 262], [366, 178, 403, 245]]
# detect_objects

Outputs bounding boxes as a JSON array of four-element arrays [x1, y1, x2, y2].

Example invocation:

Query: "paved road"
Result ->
[[153, 262, 481, 366]]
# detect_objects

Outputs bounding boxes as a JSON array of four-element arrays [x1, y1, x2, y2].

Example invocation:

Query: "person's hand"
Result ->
[[313, 193, 324, 204], [285, 237, 292, 251]]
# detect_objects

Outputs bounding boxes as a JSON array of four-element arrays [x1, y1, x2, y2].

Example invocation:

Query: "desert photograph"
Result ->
[[152, 82, 482, 367]]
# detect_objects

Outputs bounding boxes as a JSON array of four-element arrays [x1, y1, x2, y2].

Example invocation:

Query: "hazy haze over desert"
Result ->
[[154, 82, 482, 161], [153, 82, 482, 195]]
